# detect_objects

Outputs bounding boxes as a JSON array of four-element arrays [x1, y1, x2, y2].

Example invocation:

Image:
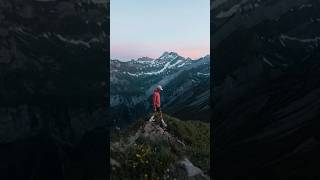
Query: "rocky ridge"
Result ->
[[111, 115, 210, 180]]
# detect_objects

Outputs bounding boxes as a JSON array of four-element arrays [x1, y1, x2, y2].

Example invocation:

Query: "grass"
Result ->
[[111, 141, 176, 180], [164, 114, 210, 172], [110, 113, 210, 179]]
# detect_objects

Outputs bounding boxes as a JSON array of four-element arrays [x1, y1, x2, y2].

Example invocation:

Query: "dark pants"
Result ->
[[154, 107, 163, 122]]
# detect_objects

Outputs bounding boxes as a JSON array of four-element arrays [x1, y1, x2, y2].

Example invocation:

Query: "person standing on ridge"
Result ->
[[151, 85, 167, 128]]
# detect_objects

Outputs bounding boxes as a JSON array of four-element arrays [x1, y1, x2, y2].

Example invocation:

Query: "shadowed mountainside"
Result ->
[[212, 0, 320, 179], [0, 0, 109, 179]]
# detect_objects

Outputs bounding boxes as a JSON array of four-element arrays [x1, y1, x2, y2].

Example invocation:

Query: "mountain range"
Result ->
[[110, 52, 210, 128]]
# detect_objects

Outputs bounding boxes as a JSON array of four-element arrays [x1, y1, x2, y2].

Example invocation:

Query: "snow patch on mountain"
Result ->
[[177, 62, 187, 68], [197, 72, 210, 76], [126, 72, 140, 77], [262, 57, 274, 67], [15, 27, 102, 49], [216, 4, 241, 18], [298, 4, 313, 9], [145, 57, 210, 96], [56, 34, 91, 48], [213, 0, 230, 8], [145, 61, 172, 75], [280, 35, 320, 43], [216, 0, 249, 18], [159, 52, 179, 60], [167, 60, 184, 69]]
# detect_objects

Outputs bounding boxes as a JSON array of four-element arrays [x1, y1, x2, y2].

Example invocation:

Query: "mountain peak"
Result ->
[[159, 51, 180, 60], [137, 56, 154, 61]]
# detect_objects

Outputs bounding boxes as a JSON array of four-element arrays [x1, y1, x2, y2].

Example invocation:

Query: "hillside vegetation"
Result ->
[[110, 114, 210, 180]]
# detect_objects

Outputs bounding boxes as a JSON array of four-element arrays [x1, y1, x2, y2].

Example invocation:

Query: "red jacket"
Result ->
[[152, 89, 161, 110]]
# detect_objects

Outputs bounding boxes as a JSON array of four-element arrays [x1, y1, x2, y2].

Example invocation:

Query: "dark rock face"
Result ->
[[212, 0, 320, 179], [0, 0, 109, 179]]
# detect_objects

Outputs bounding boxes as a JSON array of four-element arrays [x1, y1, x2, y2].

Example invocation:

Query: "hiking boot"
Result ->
[[161, 119, 167, 128], [149, 115, 155, 122]]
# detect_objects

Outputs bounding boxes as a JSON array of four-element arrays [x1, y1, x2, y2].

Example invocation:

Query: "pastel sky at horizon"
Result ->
[[111, 0, 210, 61]]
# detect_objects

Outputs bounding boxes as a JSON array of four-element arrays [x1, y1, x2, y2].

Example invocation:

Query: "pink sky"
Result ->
[[111, 43, 209, 61], [111, 0, 210, 61]]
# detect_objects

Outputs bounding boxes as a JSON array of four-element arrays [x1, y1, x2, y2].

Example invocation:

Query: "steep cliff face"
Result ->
[[0, 0, 108, 179], [212, 0, 320, 179]]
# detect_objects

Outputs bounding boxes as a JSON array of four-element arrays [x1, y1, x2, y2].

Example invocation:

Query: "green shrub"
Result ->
[[111, 113, 210, 179], [164, 114, 210, 172], [111, 143, 176, 180]]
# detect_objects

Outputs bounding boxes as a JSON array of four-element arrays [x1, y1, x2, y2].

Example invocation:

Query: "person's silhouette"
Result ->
[[151, 85, 167, 128]]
